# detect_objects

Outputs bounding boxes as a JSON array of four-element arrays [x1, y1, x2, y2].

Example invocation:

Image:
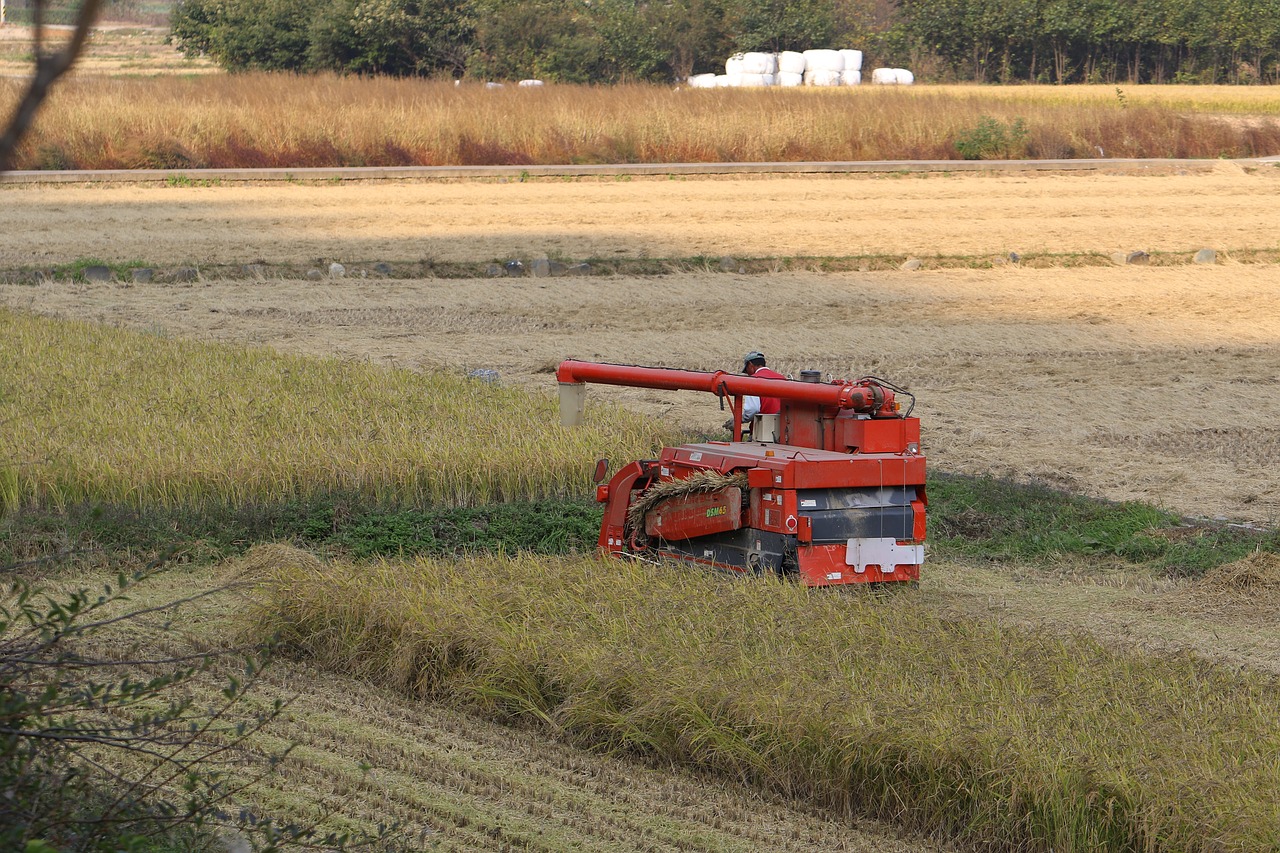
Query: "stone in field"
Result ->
[[504, 260, 526, 276], [171, 267, 199, 282], [329, 262, 346, 279], [468, 369, 499, 383], [900, 258, 922, 271], [243, 263, 267, 279], [83, 265, 112, 282], [530, 259, 552, 277], [305, 269, 324, 281], [373, 262, 393, 276], [1194, 248, 1217, 265], [1008, 251, 1021, 263], [566, 263, 592, 276], [485, 264, 504, 278], [131, 268, 154, 283], [718, 256, 738, 272], [547, 260, 568, 276], [1126, 251, 1150, 265]]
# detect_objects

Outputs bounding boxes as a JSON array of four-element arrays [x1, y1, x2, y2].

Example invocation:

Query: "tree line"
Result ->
[[168, 0, 1280, 83]]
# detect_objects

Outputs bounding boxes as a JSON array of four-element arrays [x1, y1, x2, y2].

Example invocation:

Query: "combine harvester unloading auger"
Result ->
[[557, 360, 926, 587]]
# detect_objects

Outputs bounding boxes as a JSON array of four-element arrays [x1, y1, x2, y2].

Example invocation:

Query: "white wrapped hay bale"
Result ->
[[839, 49, 863, 72], [740, 52, 778, 74], [841, 69, 862, 86], [715, 74, 731, 87], [802, 49, 844, 72], [687, 73, 718, 88], [895, 68, 915, 84], [726, 54, 747, 75], [726, 72, 747, 86], [778, 51, 807, 74], [737, 73, 772, 86], [777, 71, 804, 87], [517, 79, 544, 87], [804, 69, 843, 87], [871, 67, 897, 84]]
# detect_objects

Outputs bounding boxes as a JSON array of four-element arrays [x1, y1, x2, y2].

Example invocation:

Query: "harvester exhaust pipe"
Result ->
[[559, 382, 587, 428]]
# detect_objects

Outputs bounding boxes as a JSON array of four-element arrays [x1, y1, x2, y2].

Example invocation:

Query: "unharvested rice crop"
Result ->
[[256, 545, 1280, 852], [0, 309, 679, 513]]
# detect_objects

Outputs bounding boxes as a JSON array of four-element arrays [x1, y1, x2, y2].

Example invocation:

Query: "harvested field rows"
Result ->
[[73, 564, 934, 853], [3, 168, 1280, 265]]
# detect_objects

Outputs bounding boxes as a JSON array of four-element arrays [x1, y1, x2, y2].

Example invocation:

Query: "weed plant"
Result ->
[[257, 548, 1280, 852], [3, 78, 1279, 169], [0, 309, 677, 515]]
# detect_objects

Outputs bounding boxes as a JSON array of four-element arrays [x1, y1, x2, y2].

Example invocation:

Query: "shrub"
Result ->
[[953, 115, 1029, 159]]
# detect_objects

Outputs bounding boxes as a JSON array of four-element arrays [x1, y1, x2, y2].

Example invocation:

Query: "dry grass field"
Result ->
[[0, 23, 216, 77], [4, 25, 1280, 168]]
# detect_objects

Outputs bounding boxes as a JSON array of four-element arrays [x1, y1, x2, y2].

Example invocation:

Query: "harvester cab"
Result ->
[[557, 360, 926, 588]]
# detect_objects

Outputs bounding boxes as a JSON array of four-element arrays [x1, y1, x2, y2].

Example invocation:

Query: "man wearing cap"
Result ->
[[729, 351, 784, 434]]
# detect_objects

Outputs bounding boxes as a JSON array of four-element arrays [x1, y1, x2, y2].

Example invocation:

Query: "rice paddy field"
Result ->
[[6, 20, 1280, 853]]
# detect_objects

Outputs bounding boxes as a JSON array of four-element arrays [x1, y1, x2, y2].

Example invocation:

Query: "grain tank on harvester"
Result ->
[[557, 360, 926, 587]]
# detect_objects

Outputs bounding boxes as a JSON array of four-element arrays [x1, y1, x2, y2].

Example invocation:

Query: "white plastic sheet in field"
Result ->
[[778, 51, 806, 74], [839, 49, 863, 72], [802, 49, 844, 72], [740, 52, 778, 74], [804, 69, 843, 86]]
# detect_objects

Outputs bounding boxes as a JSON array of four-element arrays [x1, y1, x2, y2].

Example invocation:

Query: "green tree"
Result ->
[[309, 0, 471, 75], [726, 0, 837, 52]]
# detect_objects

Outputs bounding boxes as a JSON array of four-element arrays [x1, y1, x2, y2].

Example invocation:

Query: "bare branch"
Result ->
[[0, 0, 105, 172]]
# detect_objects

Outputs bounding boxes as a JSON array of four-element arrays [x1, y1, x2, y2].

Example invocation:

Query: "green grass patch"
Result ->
[[5, 472, 1273, 577], [0, 496, 603, 569], [928, 471, 1280, 576], [255, 548, 1280, 852], [49, 257, 152, 282]]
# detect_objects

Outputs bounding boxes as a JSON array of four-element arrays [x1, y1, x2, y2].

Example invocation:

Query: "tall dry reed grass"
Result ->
[[4, 77, 1279, 169], [255, 546, 1280, 852], [0, 309, 678, 513]]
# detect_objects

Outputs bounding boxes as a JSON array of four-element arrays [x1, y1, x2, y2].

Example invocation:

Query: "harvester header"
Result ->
[[558, 359, 926, 587]]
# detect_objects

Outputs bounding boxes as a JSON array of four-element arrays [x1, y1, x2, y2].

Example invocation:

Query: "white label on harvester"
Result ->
[[800, 499, 817, 508], [826, 572, 843, 581], [661, 467, 670, 477], [689, 452, 703, 462], [845, 538, 925, 571]]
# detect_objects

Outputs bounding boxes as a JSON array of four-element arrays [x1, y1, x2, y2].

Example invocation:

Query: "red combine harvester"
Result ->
[[557, 360, 926, 587]]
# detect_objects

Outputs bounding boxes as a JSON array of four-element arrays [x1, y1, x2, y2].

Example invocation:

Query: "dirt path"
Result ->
[[2, 167, 1279, 267]]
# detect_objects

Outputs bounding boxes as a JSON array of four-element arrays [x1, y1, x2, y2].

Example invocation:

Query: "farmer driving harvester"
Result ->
[[725, 350, 785, 432]]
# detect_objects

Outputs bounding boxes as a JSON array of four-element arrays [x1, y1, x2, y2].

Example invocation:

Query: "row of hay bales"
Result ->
[[687, 50, 913, 88]]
